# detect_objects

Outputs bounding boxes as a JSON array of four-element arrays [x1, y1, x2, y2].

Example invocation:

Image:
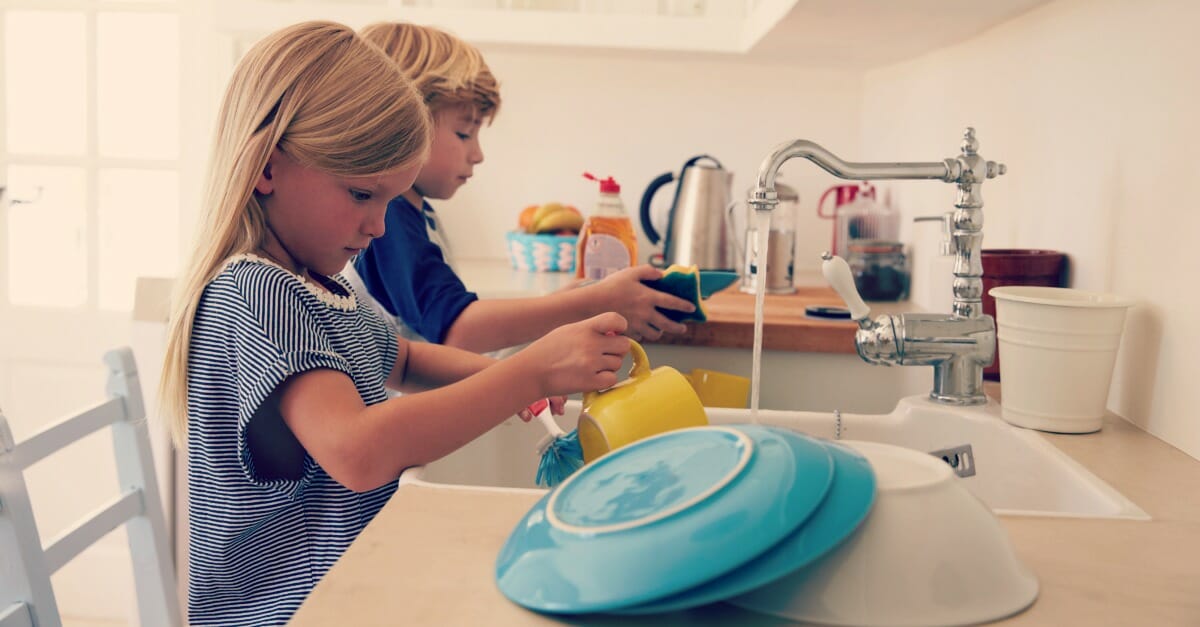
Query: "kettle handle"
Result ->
[[727, 200, 744, 264], [639, 171, 674, 247], [686, 154, 722, 169]]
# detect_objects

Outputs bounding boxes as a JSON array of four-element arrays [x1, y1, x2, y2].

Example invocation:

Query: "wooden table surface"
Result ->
[[647, 283, 914, 353]]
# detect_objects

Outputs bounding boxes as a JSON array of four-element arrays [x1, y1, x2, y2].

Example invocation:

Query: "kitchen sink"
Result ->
[[401, 397, 1148, 520]]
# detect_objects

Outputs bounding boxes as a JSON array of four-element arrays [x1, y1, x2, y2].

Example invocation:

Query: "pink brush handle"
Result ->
[[526, 398, 550, 416]]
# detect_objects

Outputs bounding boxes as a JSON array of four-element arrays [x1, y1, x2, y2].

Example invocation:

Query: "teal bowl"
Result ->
[[698, 270, 740, 298]]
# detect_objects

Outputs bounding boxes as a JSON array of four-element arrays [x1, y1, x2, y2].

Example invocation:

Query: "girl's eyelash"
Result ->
[[456, 132, 471, 140], [349, 189, 372, 202]]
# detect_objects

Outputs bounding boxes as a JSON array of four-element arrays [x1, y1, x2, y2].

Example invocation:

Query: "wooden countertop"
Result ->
[[646, 284, 914, 354], [453, 260, 910, 354], [290, 388, 1200, 626]]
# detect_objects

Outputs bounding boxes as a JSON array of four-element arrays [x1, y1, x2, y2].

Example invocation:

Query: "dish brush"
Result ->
[[528, 398, 585, 488]]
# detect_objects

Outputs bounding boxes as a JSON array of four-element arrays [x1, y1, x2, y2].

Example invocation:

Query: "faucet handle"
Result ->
[[820, 252, 871, 323]]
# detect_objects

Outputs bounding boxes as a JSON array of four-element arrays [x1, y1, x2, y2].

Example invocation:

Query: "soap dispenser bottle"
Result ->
[[914, 213, 955, 313], [576, 172, 637, 280]]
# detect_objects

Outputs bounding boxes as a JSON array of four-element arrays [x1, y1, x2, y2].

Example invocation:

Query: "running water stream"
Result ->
[[748, 209, 772, 424]]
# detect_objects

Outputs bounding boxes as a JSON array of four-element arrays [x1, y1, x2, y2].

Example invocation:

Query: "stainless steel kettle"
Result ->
[[639, 155, 736, 271]]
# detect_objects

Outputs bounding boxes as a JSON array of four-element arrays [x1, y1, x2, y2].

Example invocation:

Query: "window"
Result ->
[[3, 5, 181, 312]]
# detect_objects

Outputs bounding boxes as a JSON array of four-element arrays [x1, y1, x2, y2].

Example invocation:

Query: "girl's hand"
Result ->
[[518, 312, 630, 398], [589, 265, 695, 342]]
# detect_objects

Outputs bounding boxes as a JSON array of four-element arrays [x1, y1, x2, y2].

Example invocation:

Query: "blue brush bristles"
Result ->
[[529, 400, 586, 488], [536, 429, 585, 488]]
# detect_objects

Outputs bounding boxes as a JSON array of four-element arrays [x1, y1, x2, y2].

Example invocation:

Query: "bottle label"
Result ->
[[582, 233, 631, 280]]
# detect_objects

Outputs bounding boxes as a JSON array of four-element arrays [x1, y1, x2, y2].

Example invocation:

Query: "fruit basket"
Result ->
[[506, 231, 577, 273]]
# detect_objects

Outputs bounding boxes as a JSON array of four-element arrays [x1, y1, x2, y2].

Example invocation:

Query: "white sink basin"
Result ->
[[402, 396, 1148, 520]]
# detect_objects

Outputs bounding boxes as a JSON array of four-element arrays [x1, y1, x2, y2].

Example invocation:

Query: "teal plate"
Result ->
[[698, 271, 740, 298], [494, 425, 834, 614], [613, 436, 877, 614]]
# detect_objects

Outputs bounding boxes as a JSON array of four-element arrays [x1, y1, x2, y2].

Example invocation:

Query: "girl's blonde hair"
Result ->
[[160, 21, 431, 447], [361, 22, 501, 121]]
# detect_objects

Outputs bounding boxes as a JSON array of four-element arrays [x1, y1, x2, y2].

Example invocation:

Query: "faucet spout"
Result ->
[[747, 140, 953, 213]]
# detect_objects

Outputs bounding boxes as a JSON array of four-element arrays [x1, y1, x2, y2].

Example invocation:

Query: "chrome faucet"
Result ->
[[748, 128, 1006, 405]]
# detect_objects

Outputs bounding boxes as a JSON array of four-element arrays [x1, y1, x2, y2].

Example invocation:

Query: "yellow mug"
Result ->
[[685, 368, 751, 409], [577, 340, 708, 462]]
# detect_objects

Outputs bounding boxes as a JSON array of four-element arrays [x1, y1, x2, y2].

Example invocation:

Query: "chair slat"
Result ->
[[42, 490, 141, 575], [0, 603, 34, 627], [10, 398, 125, 470], [1, 347, 180, 626]]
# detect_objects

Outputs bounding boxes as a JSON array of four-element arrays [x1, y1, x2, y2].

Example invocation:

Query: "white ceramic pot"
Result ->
[[991, 285, 1133, 433]]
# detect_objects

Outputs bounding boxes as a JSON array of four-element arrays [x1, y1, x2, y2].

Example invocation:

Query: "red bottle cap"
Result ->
[[583, 172, 620, 193]]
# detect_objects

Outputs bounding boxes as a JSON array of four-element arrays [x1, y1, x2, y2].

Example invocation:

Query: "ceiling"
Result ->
[[475, 0, 1053, 69], [747, 0, 1053, 69]]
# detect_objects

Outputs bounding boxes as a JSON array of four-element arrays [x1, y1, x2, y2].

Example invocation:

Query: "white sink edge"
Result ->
[[721, 395, 1151, 521], [997, 413, 1150, 521], [398, 471, 1151, 521], [993, 507, 1150, 521], [403, 395, 1152, 521], [925, 397, 1149, 521]]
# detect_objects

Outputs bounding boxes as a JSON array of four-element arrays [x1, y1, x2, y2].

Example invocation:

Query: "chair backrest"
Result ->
[[0, 348, 181, 627]]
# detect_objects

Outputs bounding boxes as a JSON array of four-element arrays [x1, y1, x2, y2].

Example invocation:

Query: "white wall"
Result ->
[[860, 0, 1200, 459], [433, 47, 864, 267]]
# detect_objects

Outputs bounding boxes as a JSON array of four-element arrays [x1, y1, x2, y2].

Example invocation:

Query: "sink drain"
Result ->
[[929, 444, 976, 478]]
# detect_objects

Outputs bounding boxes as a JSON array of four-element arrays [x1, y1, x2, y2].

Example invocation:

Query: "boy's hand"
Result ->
[[590, 265, 695, 341], [518, 312, 630, 397]]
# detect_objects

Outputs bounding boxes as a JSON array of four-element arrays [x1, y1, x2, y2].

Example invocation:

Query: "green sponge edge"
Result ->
[[643, 265, 707, 323]]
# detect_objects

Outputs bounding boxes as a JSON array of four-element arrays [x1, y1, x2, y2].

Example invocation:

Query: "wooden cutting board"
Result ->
[[647, 284, 864, 353]]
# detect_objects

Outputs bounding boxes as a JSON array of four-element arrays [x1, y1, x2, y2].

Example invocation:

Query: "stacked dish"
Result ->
[[495, 425, 1039, 625], [731, 440, 1039, 626], [495, 425, 872, 613]]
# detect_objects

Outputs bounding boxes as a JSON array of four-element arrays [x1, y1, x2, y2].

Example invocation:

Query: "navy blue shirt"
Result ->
[[353, 196, 478, 343]]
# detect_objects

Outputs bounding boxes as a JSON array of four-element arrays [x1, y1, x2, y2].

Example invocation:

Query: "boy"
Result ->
[[348, 22, 694, 354]]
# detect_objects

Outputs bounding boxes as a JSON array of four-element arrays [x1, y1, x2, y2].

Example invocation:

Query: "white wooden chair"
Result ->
[[0, 348, 181, 627]]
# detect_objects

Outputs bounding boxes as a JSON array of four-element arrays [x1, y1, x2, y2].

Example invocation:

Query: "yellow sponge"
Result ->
[[644, 264, 707, 323]]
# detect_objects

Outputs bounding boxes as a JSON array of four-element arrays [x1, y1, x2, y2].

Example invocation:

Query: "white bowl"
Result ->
[[730, 440, 1038, 627]]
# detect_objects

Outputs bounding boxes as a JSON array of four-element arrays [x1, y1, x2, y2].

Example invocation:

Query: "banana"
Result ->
[[528, 202, 567, 230], [533, 208, 584, 234], [523, 202, 583, 234]]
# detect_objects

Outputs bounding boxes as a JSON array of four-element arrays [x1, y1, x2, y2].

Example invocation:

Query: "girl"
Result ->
[[159, 21, 628, 626]]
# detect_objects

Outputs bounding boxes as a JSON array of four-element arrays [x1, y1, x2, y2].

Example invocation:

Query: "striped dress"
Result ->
[[186, 254, 398, 626]]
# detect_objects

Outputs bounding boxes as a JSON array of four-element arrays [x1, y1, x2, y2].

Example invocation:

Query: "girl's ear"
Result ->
[[254, 151, 278, 195]]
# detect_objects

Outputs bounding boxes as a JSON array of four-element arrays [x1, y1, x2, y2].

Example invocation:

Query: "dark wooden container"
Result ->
[[982, 249, 1069, 380]]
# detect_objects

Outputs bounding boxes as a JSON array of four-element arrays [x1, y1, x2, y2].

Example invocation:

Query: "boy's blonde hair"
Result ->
[[159, 21, 432, 447], [361, 22, 501, 121]]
